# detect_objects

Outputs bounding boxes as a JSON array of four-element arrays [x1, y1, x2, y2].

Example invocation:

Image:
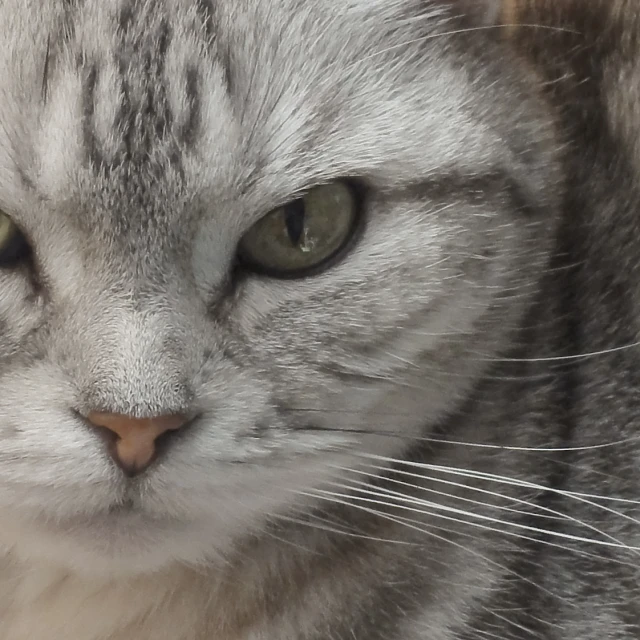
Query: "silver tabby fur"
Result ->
[[0, 0, 638, 638]]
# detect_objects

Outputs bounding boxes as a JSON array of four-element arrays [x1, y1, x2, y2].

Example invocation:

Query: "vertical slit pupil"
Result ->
[[284, 199, 305, 246]]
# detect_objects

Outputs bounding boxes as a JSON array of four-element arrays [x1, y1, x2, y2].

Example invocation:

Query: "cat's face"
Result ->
[[0, 0, 558, 575]]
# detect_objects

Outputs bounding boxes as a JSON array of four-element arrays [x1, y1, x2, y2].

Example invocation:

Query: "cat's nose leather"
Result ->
[[86, 411, 190, 476]]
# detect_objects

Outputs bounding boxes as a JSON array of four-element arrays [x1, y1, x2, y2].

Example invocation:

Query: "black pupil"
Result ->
[[284, 199, 305, 247]]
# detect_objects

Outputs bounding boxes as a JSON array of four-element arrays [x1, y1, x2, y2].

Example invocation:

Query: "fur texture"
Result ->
[[0, 0, 637, 638]]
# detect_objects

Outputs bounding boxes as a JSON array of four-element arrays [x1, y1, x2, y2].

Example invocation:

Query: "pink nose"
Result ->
[[86, 411, 191, 476]]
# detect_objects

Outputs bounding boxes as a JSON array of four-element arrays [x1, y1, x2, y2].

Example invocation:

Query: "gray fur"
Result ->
[[0, 0, 637, 638]]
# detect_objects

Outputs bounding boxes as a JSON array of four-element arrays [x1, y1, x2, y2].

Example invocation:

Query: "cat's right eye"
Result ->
[[237, 181, 361, 279], [0, 212, 30, 267]]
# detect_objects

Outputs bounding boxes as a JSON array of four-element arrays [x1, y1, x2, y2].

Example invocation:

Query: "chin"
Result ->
[[0, 507, 237, 578], [0, 449, 378, 578]]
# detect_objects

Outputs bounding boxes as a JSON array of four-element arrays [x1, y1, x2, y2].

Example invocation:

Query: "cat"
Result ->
[[0, 0, 638, 638]]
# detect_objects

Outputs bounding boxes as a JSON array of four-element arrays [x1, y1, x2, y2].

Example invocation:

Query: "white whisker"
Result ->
[[358, 454, 640, 511], [481, 607, 543, 639], [291, 489, 580, 605], [330, 464, 638, 548], [477, 340, 640, 364], [302, 487, 640, 552], [271, 510, 415, 546], [295, 488, 640, 571], [345, 24, 578, 73], [297, 420, 640, 453], [328, 473, 560, 521]]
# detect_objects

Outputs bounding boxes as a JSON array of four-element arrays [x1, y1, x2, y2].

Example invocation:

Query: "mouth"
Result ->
[[63, 505, 163, 532], [106, 498, 137, 515]]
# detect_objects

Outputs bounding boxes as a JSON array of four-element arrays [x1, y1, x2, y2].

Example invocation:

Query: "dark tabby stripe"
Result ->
[[179, 66, 202, 148], [77, 0, 211, 173], [81, 62, 103, 170], [41, 36, 51, 104], [194, 0, 216, 42]]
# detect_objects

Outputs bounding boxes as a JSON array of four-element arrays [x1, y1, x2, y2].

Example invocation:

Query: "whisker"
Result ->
[[273, 506, 560, 589], [357, 454, 640, 509], [295, 422, 640, 454], [536, 454, 636, 489], [300, 489, 640, 570], [475, 340, 640, 364], [271, 511, 415, 546], [290, 489, 580, 605], [303, 487, 640, 552], [338, 467, 630, 549], [480, 606, 542, 639], [471, 628, 515, 640], [327, 473, 561, 522], [325, 474, 640, 560], [344, 23, 579, 73]]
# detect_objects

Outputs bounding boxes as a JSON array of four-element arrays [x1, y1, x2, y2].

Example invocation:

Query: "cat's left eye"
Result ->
[[0, 212, 30, 267], [237, 181, 360, 278]]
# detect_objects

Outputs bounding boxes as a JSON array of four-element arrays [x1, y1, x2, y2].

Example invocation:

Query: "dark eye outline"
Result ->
[[236, 179, 366, 280], [0, 217, 31, 268]]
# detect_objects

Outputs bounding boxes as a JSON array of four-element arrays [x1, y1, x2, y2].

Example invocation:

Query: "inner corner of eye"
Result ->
[[0, 212, 13, 232], [0, 212, 31, 266], [0, 215, 16, 241]]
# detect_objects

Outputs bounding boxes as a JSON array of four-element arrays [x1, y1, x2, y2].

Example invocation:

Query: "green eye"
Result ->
[[238, 181, 360, 278], [0, 212, 29, 266]]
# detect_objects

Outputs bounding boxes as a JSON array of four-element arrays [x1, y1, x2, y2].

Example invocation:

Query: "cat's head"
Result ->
[[0, 0, 558, 575]]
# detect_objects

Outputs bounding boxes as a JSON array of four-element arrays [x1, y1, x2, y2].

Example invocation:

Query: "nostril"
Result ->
[[77, 410, 197, 477], [85, 411, 192, 438], [89, 424, 133, 475], [152, 419, 197, 459]]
